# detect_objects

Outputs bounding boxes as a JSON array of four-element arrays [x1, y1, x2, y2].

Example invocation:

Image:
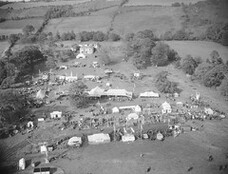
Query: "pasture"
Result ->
[[112, 6, 184, 37], [0, 0, 90, 9], [45, 15, 112, 34], [124, 0, 206, 6], [165, 41, 228, 62]]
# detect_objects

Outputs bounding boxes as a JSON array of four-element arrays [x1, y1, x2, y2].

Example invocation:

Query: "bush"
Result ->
[[155, 71, 181, 93], [173, 29, 189, 40], [209, 50, 223, 65], [108, 33, 121, 41], [172, 2, 181, 7], [193, 62, 212, 80]]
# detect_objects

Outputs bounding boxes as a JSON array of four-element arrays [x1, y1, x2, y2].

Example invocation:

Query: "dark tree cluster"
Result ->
[[181, 55, 202, 75]]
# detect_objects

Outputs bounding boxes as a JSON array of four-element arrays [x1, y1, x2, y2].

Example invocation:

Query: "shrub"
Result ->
[[173, 29, 189, 40], [210, 50, 223, 65], [108, 33, 121, 41]]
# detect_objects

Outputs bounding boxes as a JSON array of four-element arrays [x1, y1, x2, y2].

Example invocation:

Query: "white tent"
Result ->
[[68, 137, 82, 147], [105, 89, 133, 98], [36, 89, 46, 100], [50, 111, 62, 119], [139, 91, 159, 98], [204, 108, 213, 115], [134, 105, 142, 113], [112, 107, 119, 113], [88, 86, 105, 97], [161, 101, 172, 114], [76, 53, 86, 59], [40, 145, 47, 154], [19, 158, 25, 170], [126, 113, 139, 121], [88, 133, 110, 145], [122, 134, 135, 142]]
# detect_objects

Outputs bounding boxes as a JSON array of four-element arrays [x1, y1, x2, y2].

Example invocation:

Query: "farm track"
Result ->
[[0, 140, 29, 162]]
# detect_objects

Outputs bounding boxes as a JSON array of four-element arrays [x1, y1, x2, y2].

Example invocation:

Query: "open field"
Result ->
[[0, 0, 90, 9], [112, 6, 184, 37], [45, 15, 112, 34], [165, 41, 228, 62], [124, 0, 206, 6]]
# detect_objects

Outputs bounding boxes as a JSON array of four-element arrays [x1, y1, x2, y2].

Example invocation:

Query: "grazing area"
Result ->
[[124, 0, 206, 6], [0, 1, 228, 174]]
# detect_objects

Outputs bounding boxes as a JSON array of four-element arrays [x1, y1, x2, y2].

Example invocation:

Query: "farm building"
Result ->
[[18, 158, 25, 170], [105, 89, 133, 98], [88, 133, 110, 145], [50, 111, 62, 119], [161, 101, 172, 114], [79, 44, 94, 54], [139, 91, 160, 98]]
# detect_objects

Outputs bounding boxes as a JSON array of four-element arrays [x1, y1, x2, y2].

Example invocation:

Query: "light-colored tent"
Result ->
[[27, 121, 34, 128], [76, 53, 86, 59], [126, 113, 139, 121], [122, 134, 135, 142], [50, 111, 62, 119], [105, 89, 132, 98], [134, 105, 142, 113], [204, 108, 213, 115], [161, 101, 172, 114], [36, 89, 46, 100], [139, 91, 159, 98], [40, 145, 47, 154], [88, 133, 110, 145], [88, 86, 105, 97], [19, 158, 25, 170], [68, 137, 82, 147], [112, 107, 119, 113]]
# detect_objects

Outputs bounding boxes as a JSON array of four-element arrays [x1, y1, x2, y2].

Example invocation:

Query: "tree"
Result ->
[[93, 31, 106, 41], [194, 62, 212, 81], [219, 79, 228, 96], [22, 25, 35, 36], [8, 34, 19, 45], [155, 71, 181, 93], [151, 42, 177, 66], [181, 55, 198, 75], [98, 50, 112, 65], [221, 31, 228, 46], [125, 33, 135, 42], [210, 50, 223, 65], [108, 33, 121, 41], [0, 61, 6, 85], [9, 46, 44, 76], [69, 81, 89, 108], [0, 89, 30, 124]]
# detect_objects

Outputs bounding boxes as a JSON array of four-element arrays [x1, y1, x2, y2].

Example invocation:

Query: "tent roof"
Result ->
[[139, 91, 159, 97], [88, 86, 105, 97], [105, 89, 132, 97]]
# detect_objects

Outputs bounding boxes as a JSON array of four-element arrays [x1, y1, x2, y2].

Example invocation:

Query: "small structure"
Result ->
[[50, 111, 62, 119], [122, 134, 135, 142], [33, 167, 50, 174], [65, 72, 78, 82], [156, 132, 164, 141], [139, 91, 159, 98], [27, 121, 34, 129], [88, 133, 110, 145], [19, 158, 25, 170], [161, 101, 172, 114], [174, 92, 179, 98], [59, 65, 68, 70], [40, 145, 47, 154], [84, 75, 99, 81], [68, 136, 82, 147], [76, 53, 86, 59], [112, 107, 119, 113], [36, 89, 46, 100], [204, 107, 213, 115], [104, 69, 113, 74], [134, 105, 142, 113], [126, 113, 139, 121], [79, 44, 94, 54], [92, 61, 99, 68], [38, 118, 45, 122]]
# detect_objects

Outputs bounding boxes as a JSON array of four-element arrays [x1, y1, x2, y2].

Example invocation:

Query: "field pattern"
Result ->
[[0, 0, 90, 9], [112, 6, 184, 36], [45, 15, 111, 34], [124, 0, 206, 6]]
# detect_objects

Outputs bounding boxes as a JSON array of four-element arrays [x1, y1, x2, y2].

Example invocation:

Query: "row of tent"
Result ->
[[87, 86, 160, 98]]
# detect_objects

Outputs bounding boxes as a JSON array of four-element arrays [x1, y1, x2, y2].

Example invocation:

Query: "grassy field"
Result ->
[[112, 6, 184, 37], [0, 0, 90, 9], [45, 14, 112, 34], [124, 0, 206, 6], [165, 41, 228, 62]]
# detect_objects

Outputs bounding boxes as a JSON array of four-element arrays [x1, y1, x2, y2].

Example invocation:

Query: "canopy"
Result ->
[[88, 86, 105, 97]]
